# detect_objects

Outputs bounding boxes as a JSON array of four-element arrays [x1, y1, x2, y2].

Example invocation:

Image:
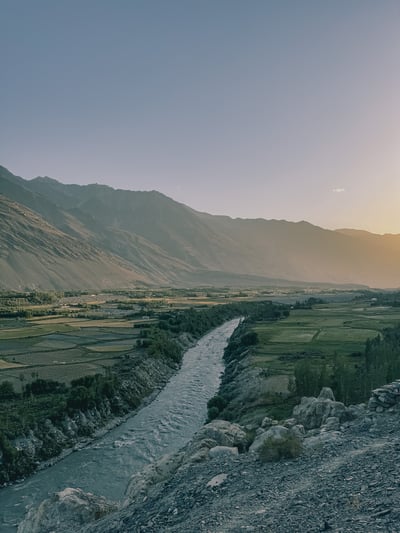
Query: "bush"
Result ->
[[259, 432, 303, 462], [67, 385, 95, 410], [24, 378, 66, 396], [240, 331, 258, 347], [207, 406, 220, 421], [0, 381, 17, 400]]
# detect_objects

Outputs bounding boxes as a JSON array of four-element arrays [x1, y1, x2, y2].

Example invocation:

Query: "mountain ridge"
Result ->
[[0, 165, 399, 289]]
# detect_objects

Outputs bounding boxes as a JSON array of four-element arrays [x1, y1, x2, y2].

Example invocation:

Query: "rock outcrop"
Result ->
[[292, 387, 349, 429], [17, 488, 118, 533], [250, 425, 291, 453], [22, 385, 400, 533], [368, 380, 400, 412], [125, 419, 248, 500]]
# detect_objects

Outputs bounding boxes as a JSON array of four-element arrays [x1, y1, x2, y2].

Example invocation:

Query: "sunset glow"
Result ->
[[1, 0, 399, 234]]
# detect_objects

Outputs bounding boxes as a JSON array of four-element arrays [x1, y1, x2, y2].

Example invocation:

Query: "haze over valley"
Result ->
[[1, 165, 399, 290]]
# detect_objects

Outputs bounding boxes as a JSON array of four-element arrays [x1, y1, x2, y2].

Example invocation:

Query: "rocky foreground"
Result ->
[[18, 389, 400, 533]]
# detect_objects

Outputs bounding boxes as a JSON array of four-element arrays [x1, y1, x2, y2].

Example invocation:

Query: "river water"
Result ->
[[0, 318, 241, 532]]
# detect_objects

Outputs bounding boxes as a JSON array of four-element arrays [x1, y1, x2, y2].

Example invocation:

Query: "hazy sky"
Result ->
[[1, 0, 399, 234]]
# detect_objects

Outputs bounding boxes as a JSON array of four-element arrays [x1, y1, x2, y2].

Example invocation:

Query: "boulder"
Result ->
[[209, 446, 239, 458], [191, 420, 248, 450], [283, 418, 297, 428], [17, 488, 117, 533], [125, 451, 185, 500], [303, 431, 342, 450], [292, 388, 349, 430], [320, 416, 340, 432], [249, 425, 289, 454], [318, 387, 335, 401], [261, 416, 275, 429], [249, 425, 303, 461], [346, 403, 366, 420], [291, 424, 306, 439], [181, 420, 248, 465]]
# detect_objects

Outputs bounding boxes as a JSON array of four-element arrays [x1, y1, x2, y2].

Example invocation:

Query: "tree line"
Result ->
[[294, 324, 400, 404]]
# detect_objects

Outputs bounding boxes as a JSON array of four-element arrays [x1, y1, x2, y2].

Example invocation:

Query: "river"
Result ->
[[0, 318, 241, 532]]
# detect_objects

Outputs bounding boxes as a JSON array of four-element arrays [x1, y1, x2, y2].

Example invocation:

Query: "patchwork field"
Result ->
[[2, 289, 399, 400], [251, 302, 400, 377], [0, 316, 140, 392], [0, 287, 253, 393]]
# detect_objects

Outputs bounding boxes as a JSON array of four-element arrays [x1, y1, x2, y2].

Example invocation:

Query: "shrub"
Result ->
[[67, 385, 95, 410], [0, 381, 17, 400], [240, 331, 258, 347], [207, 394, 227, 412], [259, 432, 303, 462], [24, 378, 66, 396], [207, 406, 220, 421]]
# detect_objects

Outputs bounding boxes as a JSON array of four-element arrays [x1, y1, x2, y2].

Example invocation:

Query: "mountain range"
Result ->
[[0, 165, 399, 290]]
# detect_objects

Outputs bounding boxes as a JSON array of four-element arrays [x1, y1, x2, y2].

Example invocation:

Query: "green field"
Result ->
[[0, 316, 140, 391], [251, 302, 400, 378], [0, 286, 259, 392], [2, 289, 399, 399]]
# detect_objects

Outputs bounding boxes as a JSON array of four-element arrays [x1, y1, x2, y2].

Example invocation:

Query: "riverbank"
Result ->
[[15, 298, 400, 532], [83, 403, 400, 533], [17, 383, 400, 533], [31, 381, 168, 478], [1, 300, 287, 486], [0, 351, 178, 486], [1, 319, 242, 532]]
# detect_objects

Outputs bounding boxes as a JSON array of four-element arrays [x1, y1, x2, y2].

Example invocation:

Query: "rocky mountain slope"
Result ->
[[1, 164, 400, 289], [0, 195, 148, 290], [18, 390, 400, 533]]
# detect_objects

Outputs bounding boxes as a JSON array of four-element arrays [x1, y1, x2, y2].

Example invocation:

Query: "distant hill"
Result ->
[[0, 164, 399, 289]]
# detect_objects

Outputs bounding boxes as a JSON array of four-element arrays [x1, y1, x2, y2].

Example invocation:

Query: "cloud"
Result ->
[[332, 188, 345, 193]]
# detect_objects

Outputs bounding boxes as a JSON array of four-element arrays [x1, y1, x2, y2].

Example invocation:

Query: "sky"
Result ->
[[1, 0, 399, 234]]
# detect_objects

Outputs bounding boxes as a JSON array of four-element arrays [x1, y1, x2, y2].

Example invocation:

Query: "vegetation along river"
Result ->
[[0, 318, 241, 531]]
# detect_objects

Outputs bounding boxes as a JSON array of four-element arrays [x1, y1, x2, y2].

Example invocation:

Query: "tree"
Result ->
[[294, 359, 320, 397], [0, 381, 16, 400]]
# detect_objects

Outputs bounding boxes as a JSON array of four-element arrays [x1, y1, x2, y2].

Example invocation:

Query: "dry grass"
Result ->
[[0, 359, 24, 369], [86, 345, 132, 353]]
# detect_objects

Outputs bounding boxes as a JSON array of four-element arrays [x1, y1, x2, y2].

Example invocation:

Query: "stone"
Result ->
[[17, 488, 118, 533], [125, 452, 185, 500], [318, 387, 336, 401], [261, 416, 275, 429], [303, 431, 342, 450], [291, 424, 306, 439], [292, 389, 349, 430], [368, 397, 378, 410], [283, 418, 297, 428], [321, 416, 340, 432], [346, 404, 366, 420], [249, 425, 289, 454], [189, 420, 248, 451], [209, 446, 239, 458], [206, 473, 228, 488]]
